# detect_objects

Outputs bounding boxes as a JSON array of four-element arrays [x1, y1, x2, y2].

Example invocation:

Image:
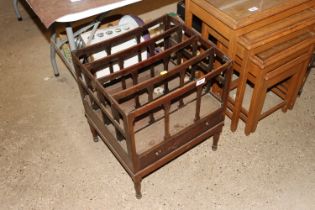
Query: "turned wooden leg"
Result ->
[[88, 122, 99, 142], [134, 178, 142, 199], [212, 132, 221, 151]]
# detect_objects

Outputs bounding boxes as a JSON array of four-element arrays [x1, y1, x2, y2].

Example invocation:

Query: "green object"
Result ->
[[62, 44, 72, 64], [168, 12, 177, 17]]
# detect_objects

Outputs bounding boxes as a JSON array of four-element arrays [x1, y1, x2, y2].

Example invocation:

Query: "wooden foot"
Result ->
[[281, 106, 288, 113], [230, 123, 238, 132], [88, 122, 99, 142], [244, 127, 251, 136], [93, 136, 99, 142], [134, 178, 142, 199], [212, 133, 220, 151]]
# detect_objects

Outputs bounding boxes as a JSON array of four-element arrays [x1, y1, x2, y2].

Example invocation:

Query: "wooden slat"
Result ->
[[73, 55, 128, 116], [130, 63, 229, 118], [97, 35, 198, 83], [112, 48, 214, 100], [86, 24, 183, 72], [260, 102, 286, 120], [77, 78, 127, 138]]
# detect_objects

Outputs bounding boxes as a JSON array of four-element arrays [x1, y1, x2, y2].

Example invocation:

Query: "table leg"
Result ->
[[13, 0, 22, 21], [49, 15, 107, 78], [65, 24, 77, 51], [59, 24, 77, 77], [50, 25, 60, 77], [86, 20, 101, 45], [134, 177, 142, 199], [245, 73, 267, 135], [230, 51, 250, 132], [298, 53, 314, 96], [184, 0, 193, 27]]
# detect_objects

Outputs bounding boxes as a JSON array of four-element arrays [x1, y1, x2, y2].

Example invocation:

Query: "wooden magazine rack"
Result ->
[[72, 15, 232, 198]]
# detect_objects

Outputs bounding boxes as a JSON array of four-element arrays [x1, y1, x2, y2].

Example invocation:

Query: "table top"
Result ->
[[26, 0, 141, 28], [192, 0, 311, 29]]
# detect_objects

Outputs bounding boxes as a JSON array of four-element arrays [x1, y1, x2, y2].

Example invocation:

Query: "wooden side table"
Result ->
[[185, 0, 315, 133], [185, 0, 313, 58]]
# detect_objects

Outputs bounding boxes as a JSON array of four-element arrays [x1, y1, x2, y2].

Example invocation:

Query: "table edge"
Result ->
[[192, 0, 310, 29], [56, 0, 141, 23]]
